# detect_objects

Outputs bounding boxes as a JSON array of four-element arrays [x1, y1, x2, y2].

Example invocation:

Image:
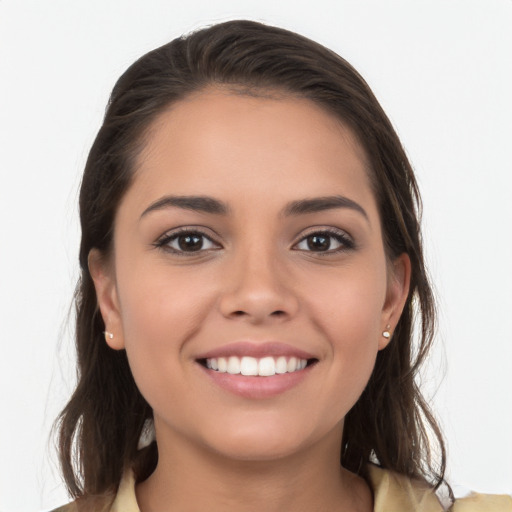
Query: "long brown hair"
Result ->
[[56, 19, 449, 504]]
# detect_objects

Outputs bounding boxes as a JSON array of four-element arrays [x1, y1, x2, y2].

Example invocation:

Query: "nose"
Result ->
[[218, 247, 300, 324]]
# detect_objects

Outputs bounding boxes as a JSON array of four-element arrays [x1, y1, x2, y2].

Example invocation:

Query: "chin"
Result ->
[[211, 436, 304, 463]]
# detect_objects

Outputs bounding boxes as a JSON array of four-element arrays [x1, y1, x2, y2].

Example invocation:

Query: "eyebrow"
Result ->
[[282, 195, 368, 220], [140, 195, 230, 218], [140, 194, 368, 221]]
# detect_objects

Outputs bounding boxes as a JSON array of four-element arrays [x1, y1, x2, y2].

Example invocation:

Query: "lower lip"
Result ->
[[198, 364, 313, 399]]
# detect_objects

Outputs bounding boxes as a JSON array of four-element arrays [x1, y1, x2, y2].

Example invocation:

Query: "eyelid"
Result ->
[[154, 226, 223, 254], [292, 226, 355, 253]]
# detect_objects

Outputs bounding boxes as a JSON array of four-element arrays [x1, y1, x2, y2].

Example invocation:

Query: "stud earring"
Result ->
[[104, 331, 114, 341], [382, 325, 391, 339]]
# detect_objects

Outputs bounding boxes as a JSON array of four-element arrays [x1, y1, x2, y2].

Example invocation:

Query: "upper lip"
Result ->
[[195, 341, 317, 361]]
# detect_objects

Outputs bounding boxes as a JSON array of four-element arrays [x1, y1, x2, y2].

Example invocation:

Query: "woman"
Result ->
[[53, 20, 511, 512]]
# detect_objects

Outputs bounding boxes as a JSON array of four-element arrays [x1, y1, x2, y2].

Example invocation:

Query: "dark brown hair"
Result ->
[[56, 19, 450, 505]]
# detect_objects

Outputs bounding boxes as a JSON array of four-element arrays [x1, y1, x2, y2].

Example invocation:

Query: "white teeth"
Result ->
[[275, 356, 288, 374], [218, 357, 228, 372], [240, 356, 259, 376], [205, 355, 309, 376], [227, 356, 240, 374], [287, 357, 297, 373], [258, 356, 275, 376]]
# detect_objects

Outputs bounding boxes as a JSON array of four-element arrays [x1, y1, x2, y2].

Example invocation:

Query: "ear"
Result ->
[[379, 253, 411, 350], [88, 248, 125, 350]]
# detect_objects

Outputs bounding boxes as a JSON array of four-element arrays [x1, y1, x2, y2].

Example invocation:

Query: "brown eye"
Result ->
[[294, 230, 354, 253], [157, 230, 221, 254], [176, 234, 204, 251], [305, 234, 331, 251]]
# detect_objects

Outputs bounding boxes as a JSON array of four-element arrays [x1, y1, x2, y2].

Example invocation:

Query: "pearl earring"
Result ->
[[382, 325, 391, 339], [138, 418, 156, 450], [104, 331, 114, 341]]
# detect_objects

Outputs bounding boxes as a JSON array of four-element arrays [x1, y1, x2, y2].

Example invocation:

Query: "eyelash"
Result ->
[[154, 227, 355, 256], [153, 227, 221, 256], [293, 228, 355, 254]]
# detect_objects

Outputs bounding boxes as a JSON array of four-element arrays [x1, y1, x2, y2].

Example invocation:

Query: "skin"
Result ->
[[90, 89, 411, 512]]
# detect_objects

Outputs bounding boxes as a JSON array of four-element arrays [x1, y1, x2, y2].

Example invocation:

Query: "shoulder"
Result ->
[[452, 492, 512, 512], [50, 470, 139, 512], [50, 494, 116, 512], [368, 464, 443, 511], [50, 505, 77, 512], [368, 465, 512, 512]]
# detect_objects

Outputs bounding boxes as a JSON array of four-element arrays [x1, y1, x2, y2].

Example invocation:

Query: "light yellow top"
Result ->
[[368, 465, 512, 512], [53, 465, 512, 511]]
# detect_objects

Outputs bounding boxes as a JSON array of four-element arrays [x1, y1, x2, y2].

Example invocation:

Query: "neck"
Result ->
[[135, 426, 372, 512]]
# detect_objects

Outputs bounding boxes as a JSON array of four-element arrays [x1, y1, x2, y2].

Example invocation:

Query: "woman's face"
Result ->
[[91, 90, 410, 462]]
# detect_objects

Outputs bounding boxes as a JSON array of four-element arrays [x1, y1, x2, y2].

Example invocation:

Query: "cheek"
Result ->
[[114, 264, 216, 401], [118, 259, 215, 336], [303, 262, 386, 402], [305, 260, 387, 343]]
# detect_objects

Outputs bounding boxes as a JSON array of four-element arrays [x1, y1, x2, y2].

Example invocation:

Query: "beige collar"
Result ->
[[368, 464, 443, 512], [108, 464, 512, 512], [109, 464, 443, 512]]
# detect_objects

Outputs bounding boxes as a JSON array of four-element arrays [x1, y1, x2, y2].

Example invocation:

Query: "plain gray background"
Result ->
[[0, 1, 511, 510]]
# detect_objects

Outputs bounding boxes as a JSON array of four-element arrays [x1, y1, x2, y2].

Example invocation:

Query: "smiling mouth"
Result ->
[[198, 356, 317, 377]]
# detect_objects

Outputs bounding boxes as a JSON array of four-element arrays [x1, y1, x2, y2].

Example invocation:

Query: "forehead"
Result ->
[[123, 89, 377, 219]]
